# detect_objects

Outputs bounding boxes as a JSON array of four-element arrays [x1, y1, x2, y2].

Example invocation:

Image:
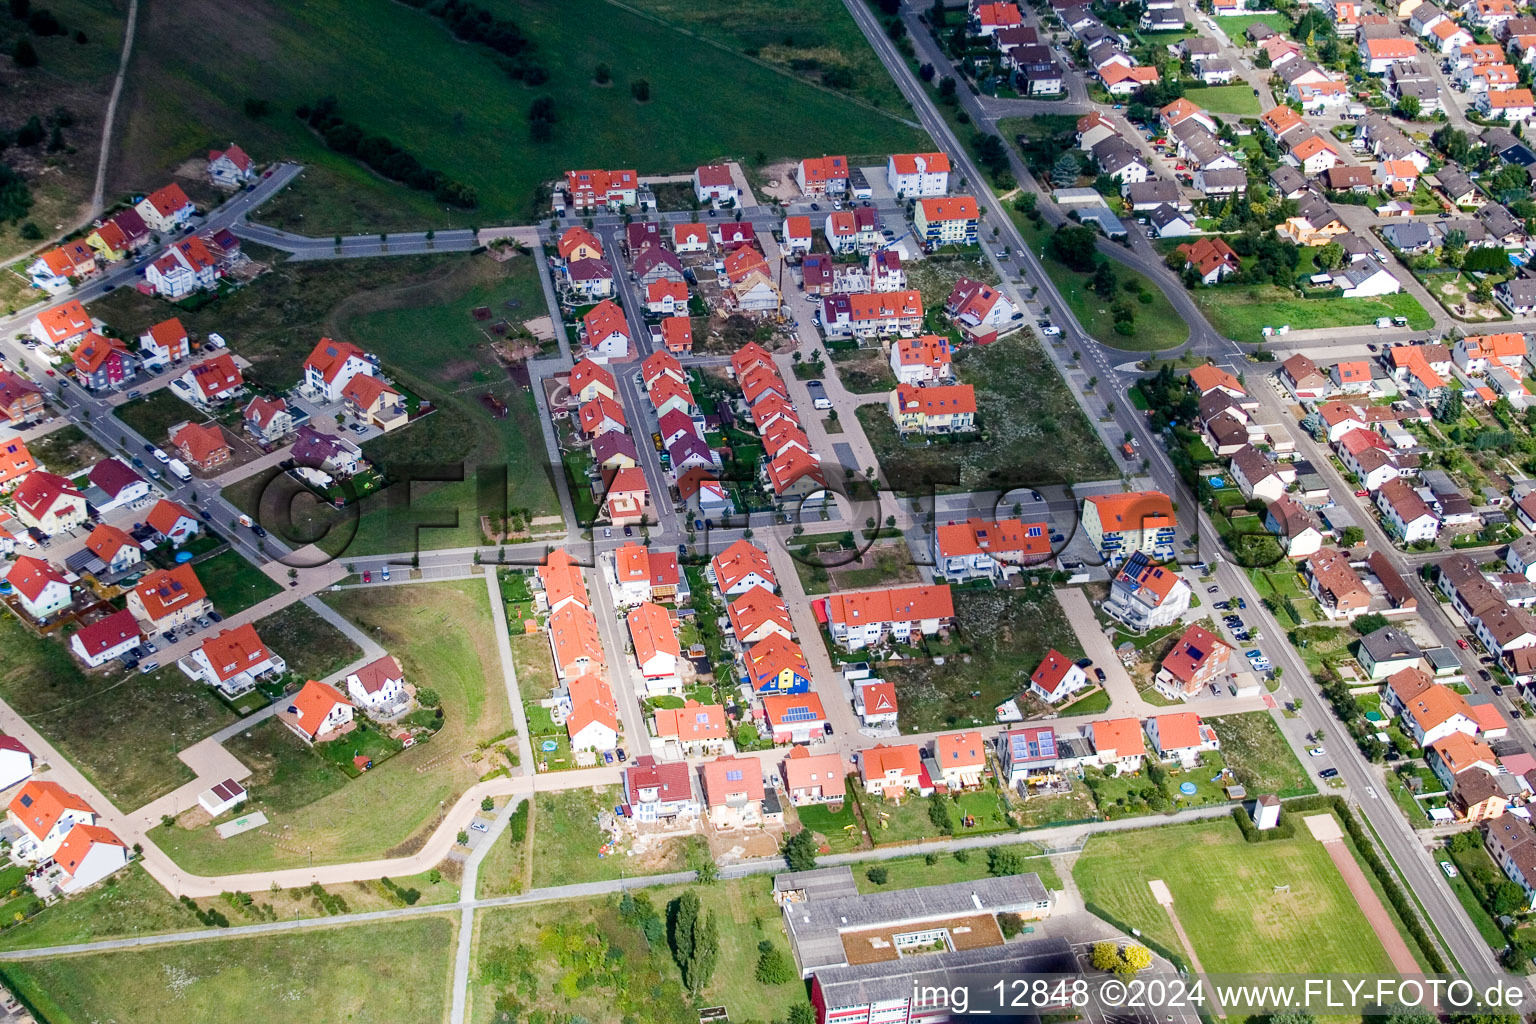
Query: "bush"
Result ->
[[508, 800, 529, 843], [11, 37, 36, 68], [998, 911, 1027, 938], [987, 846, 1028, 876], [299, 98, 476, 207], [866, 866, 889, 885]]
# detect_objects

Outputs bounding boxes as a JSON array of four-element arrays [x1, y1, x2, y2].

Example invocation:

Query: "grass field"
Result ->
[[114, 0, 926, 234], [477, 799, 528, 898], [26, 424, 107, 476], [853, 845, 1062, 892], [248, 600, 363, 683], [529, 786, 698, 887], [1011, 211, 1190, 352], [0, 864, 195, 952], [1209, 711, 1315, 797], [1191, 84, 1262, 116], [194, 549, 283, 614], [114, 389, 203, 446], [3, 915, 456, 1024], [194, 254, 561, 555], [153, 581, 508, 873], [1074, 818, 1397, 974], [883, 586, 1083, 733], [0, 612, 235, 809], [1210, 12, 1294, 40], [860, 332, 1116, 495], [470, 877, 803, 1024], [1192, 285, 1433, 342], [796, 798, 867, 853]]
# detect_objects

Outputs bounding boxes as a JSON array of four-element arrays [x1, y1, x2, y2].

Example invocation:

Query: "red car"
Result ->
[[1354, 490, 1368, 498], [43, 369, 54, 376], [1457, 638, 1470, 650], [363, 570, 371, 583]]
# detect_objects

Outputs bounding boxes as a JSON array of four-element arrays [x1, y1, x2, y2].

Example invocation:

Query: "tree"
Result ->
[[670, 890, 698, 974], [927, 794, 954, 835], [11, 37, 36, 68], [1463, 246, 1511, 274], [631, 79, 651, 101], [1341, 526, 1364, 546], [1119, 944, 1152, 975], [1091, 260, 1117, 298], [594, 62, 611, 84], [1396, 95, 1421, 121], [1315, 241, 1344, 270], [782, 828, 818, 870], [1436, 386, 1464, 424], [1090, 941, 1121, 971], [987, 846, 1026, 876], [1050, 151, 1081, 188], [685, 910, 719, 993], [1351, 612, 1390, 636], [788, 1005, 817, 1024], [866, 865, 889, 885], [756, 941, 795, 984], [528, 95, 557, 142], [1049, 225, 1101, 273]]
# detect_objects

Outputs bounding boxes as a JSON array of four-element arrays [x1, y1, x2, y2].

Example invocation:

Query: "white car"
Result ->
[[152, 447, 170, 463], [1308, 746, 1325, 757]]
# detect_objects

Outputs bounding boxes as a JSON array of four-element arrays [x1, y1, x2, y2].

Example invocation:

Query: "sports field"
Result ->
[[1073, 818, 1397, 974]]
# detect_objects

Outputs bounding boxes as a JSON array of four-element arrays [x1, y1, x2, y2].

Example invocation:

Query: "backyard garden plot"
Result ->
[[1074, 818, 1399, 975]]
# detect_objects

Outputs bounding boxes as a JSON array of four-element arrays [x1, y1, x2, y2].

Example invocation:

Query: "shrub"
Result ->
[[866, 866, 889, 885]]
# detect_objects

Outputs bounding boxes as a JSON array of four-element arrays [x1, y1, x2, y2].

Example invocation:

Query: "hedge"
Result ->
[[1281, 794, 1448, 972], [1230, 804, 1298, 842]]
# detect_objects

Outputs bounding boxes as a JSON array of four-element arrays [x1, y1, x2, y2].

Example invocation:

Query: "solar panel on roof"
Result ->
[[726, 769, 743, 782], [780, 705, 818, 722]]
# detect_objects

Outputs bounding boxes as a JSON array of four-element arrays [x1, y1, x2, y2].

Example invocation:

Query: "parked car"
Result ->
[[470, 821, 488, 833], [1319, 767, 1339, 779], [1093, 667, 1106, 683], [1207, 585, 1219, 594], [363, 570, 371, 583], [1308, 746, 1325, 757], [1457, 638, 1470, 649]]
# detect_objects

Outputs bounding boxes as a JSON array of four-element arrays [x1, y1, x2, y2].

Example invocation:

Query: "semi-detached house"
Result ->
[[822, 585, 956, 651]]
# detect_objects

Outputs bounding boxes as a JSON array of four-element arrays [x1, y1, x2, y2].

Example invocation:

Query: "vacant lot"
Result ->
[[155, 581, 508, 873], [114, 0, 926, 234], [1211, 12, 1294, 40], [530, 786, 700, 887], [195, 549, 283, 615], [115, 389, 203, 446], [0, 864, 196, 952], [862, 332, 1115, 493], [1209, 711, 1315, 798], [830, 348, 899, 394], [471, 877, 802, 1024], [3, 915, 455, 1024], [0, 613, 235, 809], [248, 600, 363, 682], [884, 585, 1082, 733], [1190, 84, 1262, 116], [26, 424, 107, 476], [1192, 285, 1433, 342], [1074, 817, 1397, 974], [793, 539, 921, 595]]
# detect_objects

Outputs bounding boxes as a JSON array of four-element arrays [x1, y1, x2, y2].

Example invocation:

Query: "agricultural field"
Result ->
[[114, 0, 927, 235], [152, 581, 510, 873], [861, 332, 1116, 495], [2, 915, 456, 1024], [1074, 817, 1398, 974]]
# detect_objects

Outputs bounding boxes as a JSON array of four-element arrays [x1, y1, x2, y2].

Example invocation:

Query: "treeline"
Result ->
[[397, 0, 549, 85], [297, 97, 477, 208]]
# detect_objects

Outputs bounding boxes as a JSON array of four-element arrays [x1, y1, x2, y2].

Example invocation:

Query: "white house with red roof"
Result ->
[[146, 498, 200, 547], [7, 780, 96, 862], [1155, 624, 1233, 700], [932, 517, 1052, 583], [822, 585, 956, 651], [84, 458, 149, 513], [1029, 649, 1090, 704], [208, 144, 256, 188], [12, 471, 87, 536], [563, 673, 619, 752], [51, 822, 128, 894], [699, 755, 764, 829], [145, 235, 221, 299], [0, 735, 31, 792], [1105, 551, 1192, 630], [711, 539, 776, 595], [886, 152, 952, 198], [135, 182, 195, 233], [855, 679, 900, 727], [945, 277, 1019, 343], [69, 609, 142, 668], [4, 555, 70, 620], [860, 743, 926, 798], [346, 654, 409, 716], [1146, 712, 1220, 767], [622, 754, 699, 823], [999, 725, 1059, 786], [128, 564, 209, 633], [82, 523, 142, 577], [693, 164, 740, 206], [973, 2, 1024, 35], [243, 396, 296, 445], [796, 156, 850, 197], [180, 353, 244, 407], [627, 602, 681, 690], [281, 680, 354, 743], [302, 337, 374, 403], [181, 624, 286, 698], [28, 299, 93, 352], [934, 730, 988, 789], [564, 169, 639, 211], [137, 317, 190, 368], [653, 701, 727, 759], [890, 334, 955, 386]]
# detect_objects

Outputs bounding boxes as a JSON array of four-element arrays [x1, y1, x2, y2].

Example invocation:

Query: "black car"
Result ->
[[143, 443, 155, 454], [1075, 657, 1092, 669], [1492, 684, 1505, 695], [251, 524, 268, 538], [1094, 667, 1106, 683], [1479, 669, 1492, 681], [199, 508, 213, 521], [1319, 768, 1339, 779]]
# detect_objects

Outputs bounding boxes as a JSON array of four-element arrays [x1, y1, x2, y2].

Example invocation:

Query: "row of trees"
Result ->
[[397, 0, 549, 85], [297, 97, 478, 208]]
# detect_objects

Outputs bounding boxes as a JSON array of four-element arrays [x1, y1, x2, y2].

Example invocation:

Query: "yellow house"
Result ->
[[341, 375, 408, 432], [85, 223, 129, 262], [1082, 490, 1178, 564], [889, 384, 977, 435]]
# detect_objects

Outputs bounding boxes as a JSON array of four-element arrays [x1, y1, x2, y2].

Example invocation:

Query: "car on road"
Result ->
[[823, 722, 834, 736], [678, 544, 687, 557], [143, 443, 155, 454], [152, 447, 170, 463], [381, 566, 390, 581], [1050, 533, 1065, 543], [1030, 490, 1043, 502], [1319, 767, 1339, 779], [1235, 597, 1246, 609], [651, 432, 663, 451], [1039, 324, 1061, 336], [1308, 746, 1325, 757], [199, 507, 213, 521], [1457, 637, 1470, 649], [1353, 489, 1368, 498], [604, 751, 614, 764], [362, 571, 371, 583], [604, 527, 612, 538], [624, 525, 633, 536], [809, 203, 820, 211], [1493, 684, 1504, 695], [251, 524, 267, 538], [1479, 669, 1492, 681]]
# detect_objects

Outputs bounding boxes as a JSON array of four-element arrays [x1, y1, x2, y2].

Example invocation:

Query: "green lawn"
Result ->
[[116, 0, 926, 235], [477, 799, 528, 898], [113, 389, 203, 446], [1012, 212, 1190, 351], [0, 613, 236, 809], [859, 331, 1116, 495], [1192, 83, 1262, 116], [1210, 12, 1294, 40], [1192, 285, 1433, 342], [795, 799, 867, 853], [853, 845, 1062, 892], [248, 601, 363, 683], [883, 586, 1083, 733], [1208, 711, 1315, 797], [154, 581, 510, 873], [530, 786, 699, 886], [25, 425, 108, 476], [471, 878, 804, 1024], [1074, 817, 1397, 974], [193, 550, 283, 615], [1058, 687, 1112, 715], [0, 864, 197, 952], [2, 915, 456, 1024]]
